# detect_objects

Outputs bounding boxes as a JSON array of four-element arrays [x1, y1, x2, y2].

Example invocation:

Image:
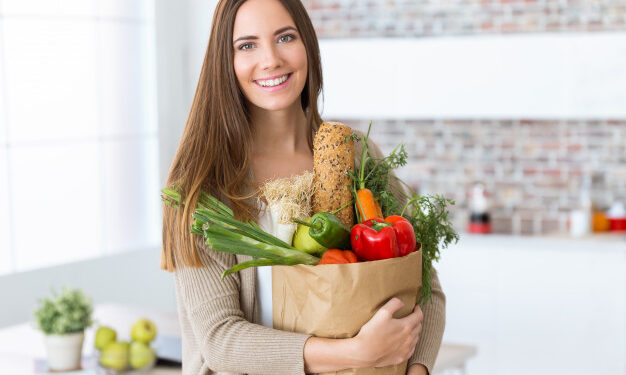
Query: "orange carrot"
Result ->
[[352, 122, 384, 223], [356, 188, 381, 222]]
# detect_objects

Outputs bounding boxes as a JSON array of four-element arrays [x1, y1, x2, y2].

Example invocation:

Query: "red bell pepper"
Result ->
[[350, 218, 397, 261], [383, 215, 417, 257], [350, 216, 416, 261]]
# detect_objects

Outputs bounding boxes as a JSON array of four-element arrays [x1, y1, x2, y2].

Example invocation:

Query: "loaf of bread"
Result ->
[[312, 121, 355, 228]]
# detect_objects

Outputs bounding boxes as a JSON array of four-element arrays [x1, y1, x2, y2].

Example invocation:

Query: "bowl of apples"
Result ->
[[94, 319, 158, 374]]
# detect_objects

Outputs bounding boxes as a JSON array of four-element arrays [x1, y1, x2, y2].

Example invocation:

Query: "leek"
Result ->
[[161, 186, 320, 277]]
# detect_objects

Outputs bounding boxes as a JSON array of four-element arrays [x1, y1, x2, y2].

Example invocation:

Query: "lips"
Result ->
[[255, 72, 291, 81], [254, 73, 291, 87]]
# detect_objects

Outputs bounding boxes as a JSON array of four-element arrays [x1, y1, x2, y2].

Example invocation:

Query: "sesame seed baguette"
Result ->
[[312, 121, 355, 228]]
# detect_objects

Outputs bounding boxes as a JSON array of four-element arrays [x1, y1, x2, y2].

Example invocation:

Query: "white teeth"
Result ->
[[257, 74, 289, 87]]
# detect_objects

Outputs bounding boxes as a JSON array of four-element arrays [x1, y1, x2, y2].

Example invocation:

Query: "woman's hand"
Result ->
[[407, 363, 428, 375], [352, 297, 423, 368], [302, 298, 423, 374]]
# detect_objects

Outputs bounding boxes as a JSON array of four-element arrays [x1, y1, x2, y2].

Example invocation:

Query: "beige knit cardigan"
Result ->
[[172, 134, 446, 375]]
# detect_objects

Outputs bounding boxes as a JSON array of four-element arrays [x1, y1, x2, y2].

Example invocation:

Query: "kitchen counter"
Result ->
[[540, 231, 626, 243], [455, 231, 625, 249]]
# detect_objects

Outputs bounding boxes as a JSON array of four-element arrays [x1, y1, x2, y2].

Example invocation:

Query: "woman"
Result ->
[[161, 0, 445, 374]]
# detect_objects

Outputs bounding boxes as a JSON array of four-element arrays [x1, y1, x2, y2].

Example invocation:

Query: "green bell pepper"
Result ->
[[292, 212, 351, 250], [292, 218, 327, 255]]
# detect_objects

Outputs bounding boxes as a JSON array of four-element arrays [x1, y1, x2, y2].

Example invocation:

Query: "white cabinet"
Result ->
[[437, 234, 626, 375]]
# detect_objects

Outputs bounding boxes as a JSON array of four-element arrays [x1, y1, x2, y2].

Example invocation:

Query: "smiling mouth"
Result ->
[[255, 73, 291, 87]]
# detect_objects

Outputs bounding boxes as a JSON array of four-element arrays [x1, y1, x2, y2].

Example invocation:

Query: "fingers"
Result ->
[[413, 305, 424, 325], [397, 304, 423, 329], [410, 305, 423, 328], [408, 306, 423, 342], [401, 335, 419, 363], [411, 320, 423, 337], [414, 305, 424, 322], [404, 343, 416, 361], [406, 324, 422, 361], [379, 297, 405, 318]]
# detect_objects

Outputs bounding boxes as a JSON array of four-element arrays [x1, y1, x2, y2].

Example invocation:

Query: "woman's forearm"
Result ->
[[303, 336, 369, 374]]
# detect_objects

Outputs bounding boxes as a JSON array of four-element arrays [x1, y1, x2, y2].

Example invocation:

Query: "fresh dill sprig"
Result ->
[[362, 143, 408, 217], [355, 122, 458, 303], [399, 189, 459, 304]]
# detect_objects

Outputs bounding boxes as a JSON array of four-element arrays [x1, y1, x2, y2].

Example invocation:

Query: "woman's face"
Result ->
[[232, 0, 308, 112]]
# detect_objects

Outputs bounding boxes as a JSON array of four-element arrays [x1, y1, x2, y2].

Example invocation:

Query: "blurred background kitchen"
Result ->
[[0, 0, 624, 374]]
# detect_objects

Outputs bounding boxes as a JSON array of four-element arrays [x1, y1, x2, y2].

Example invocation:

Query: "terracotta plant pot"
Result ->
[[43, 331, 84, 371]]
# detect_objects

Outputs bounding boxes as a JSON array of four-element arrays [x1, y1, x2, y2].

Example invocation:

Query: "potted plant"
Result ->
[[33, 287, 94, 371]]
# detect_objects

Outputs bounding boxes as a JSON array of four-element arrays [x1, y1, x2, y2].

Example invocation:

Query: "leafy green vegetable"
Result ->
[[362, 143, 408, 218], [33, 287, 93, 335], [354, 123, 459, 304], [398, 188, 459, 304], [161, 187, 319, 278]]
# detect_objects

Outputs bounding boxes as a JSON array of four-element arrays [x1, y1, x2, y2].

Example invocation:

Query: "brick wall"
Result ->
[[303, 0, 626, 38], [342, 119, 626, 235]]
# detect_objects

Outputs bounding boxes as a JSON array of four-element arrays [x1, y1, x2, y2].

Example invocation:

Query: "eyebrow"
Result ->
[[233, 26, 298, 45]]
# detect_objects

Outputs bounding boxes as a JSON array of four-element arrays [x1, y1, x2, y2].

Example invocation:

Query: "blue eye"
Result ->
[[278, 34, 295, 43], [239, 43, 254, 50]]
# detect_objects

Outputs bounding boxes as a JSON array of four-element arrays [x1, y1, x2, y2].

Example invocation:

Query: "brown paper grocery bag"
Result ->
[[272, 248, 422, 375]]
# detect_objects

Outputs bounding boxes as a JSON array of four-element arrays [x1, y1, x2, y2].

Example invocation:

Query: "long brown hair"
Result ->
[[161, 0, 323, 271]]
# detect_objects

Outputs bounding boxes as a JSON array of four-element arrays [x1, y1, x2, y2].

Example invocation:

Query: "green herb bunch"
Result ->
[[347, 123, 408, 218], [361, 144, 408, 218], [400, 192, 458, 304], [33, 287, 94, 335], [355, 123, 459, 304]]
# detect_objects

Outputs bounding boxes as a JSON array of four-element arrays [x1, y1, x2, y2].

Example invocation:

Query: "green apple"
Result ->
[[292, 219, 327, 255], [94, 326, 117, 350], [118, 340, 130, 352], [130, 318, 157, 343], [129, 341, 156, 369], [100, 341, 129, 370]]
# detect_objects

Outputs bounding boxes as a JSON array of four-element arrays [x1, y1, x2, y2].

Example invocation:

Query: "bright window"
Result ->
[[0, 0, 160, 274]]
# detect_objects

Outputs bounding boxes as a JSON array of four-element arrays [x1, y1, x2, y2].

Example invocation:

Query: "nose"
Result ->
[[260, 44, 282, 70]]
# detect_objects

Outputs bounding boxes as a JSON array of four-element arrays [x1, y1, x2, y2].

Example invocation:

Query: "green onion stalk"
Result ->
[[161, 186, 319, 278]]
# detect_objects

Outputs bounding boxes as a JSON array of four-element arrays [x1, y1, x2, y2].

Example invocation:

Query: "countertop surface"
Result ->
[[452, 231, 625, 250]]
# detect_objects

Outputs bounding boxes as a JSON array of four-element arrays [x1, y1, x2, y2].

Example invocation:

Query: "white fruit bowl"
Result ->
[[95, 349, 156, 375]]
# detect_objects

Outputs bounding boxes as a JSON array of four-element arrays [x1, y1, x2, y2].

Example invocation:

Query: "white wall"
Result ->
[[0, 0, 220, 328], [155, 0, 218, 186], [320, 33, 626, 119], [0, 248, 176, 328]]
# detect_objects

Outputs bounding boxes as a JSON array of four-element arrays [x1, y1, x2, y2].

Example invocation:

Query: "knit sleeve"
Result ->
[[407, 268, 446, 374], [174, 235, 312, 375]]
